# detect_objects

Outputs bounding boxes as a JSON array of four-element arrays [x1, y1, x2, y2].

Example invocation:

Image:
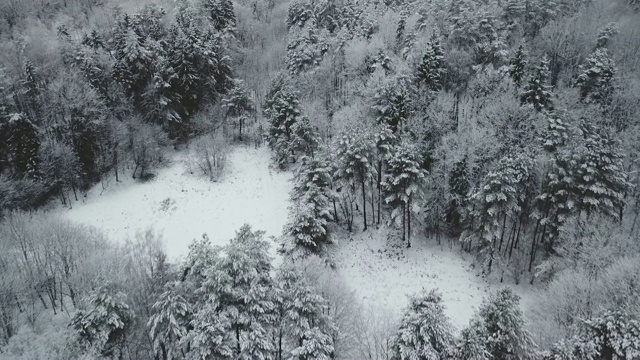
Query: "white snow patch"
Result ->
[[333, 227, 531, 331], [63, 145, 292, 262]]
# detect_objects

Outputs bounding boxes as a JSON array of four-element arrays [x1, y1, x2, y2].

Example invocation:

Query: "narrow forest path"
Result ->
[[63, 145, 292, 261]]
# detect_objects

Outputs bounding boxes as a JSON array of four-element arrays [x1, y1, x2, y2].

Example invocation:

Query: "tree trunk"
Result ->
[[370, 177, 375, 226], [407, 197, 411, 248], [361, 180, 367, 231], [498, 213, 507, 252], [377, 160, 382, 225], [235, 326, 241, 356], [402, 202, 407, 246], [278, 330, 283, 360], [114, 149, 119, 182], [528, 225, 539, 273]]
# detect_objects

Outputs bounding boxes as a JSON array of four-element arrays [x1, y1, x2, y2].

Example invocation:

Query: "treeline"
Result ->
[[0, 0, 244, 215], [263, 0, 640, 353]]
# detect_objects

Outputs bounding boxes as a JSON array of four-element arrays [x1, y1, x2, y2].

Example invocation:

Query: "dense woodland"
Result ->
[[1, 0, 640, 359]]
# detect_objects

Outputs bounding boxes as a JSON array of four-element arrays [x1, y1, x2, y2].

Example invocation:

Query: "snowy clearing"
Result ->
[[63, 145, 292, 262], [333, 227, 534, 330], [62, 144, 532, 330]]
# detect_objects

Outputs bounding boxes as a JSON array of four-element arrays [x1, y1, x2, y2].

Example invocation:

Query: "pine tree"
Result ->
[[273, 267, 335, 360], [509, 44, 528, 88], [374, 80, 411, 133], [112, 24, 155, 107], [19, 61, 43, 122], [286, 0, 316, 29], [70, 286, 134, 359], [455, 288, 535, 360], [574, 122, 628, 218], [264, 76, 303, 167], [187, 225, 275, 359], [467, 153, 536, 274], [504, 0, 526, 25], [383, 138, 428, 247], [416, 34, 446, 92], [38, 139, 81, 205], [289, 116, 319, 158], [575, 49, 616, 106], [396, 14, 406, 46], [524, 0, 558, 38], [391, 289, 456, 360], [543, 310, 640, 360], [202, 0, 236, 31], [147, 282, 192, 360], [82, 29, 104, 50], [222, 80, 253, 141], [535, 120, 629, 258], [6, 112, 40, 179], [283, 155, 334, 255], [446, 156, 470, 236], [520, 56, 553, 112], [0, 71, 11, 175], [452, 318, 490, 360], [336, 129, 376, 232], [596, 22, 618, 49]]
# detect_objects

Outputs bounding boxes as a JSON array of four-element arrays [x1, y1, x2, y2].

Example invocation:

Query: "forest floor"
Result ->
[[61, 144, 533, 329], [63, 144, 292, 262]]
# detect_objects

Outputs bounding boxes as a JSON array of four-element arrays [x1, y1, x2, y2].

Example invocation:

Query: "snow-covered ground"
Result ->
[[62, 145, 532, 330], [63, 145, 292, 262], [333, 227, 534, 330]]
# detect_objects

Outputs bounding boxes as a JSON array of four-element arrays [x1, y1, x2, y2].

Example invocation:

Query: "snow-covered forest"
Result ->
[[1, 0, 640, 359]]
